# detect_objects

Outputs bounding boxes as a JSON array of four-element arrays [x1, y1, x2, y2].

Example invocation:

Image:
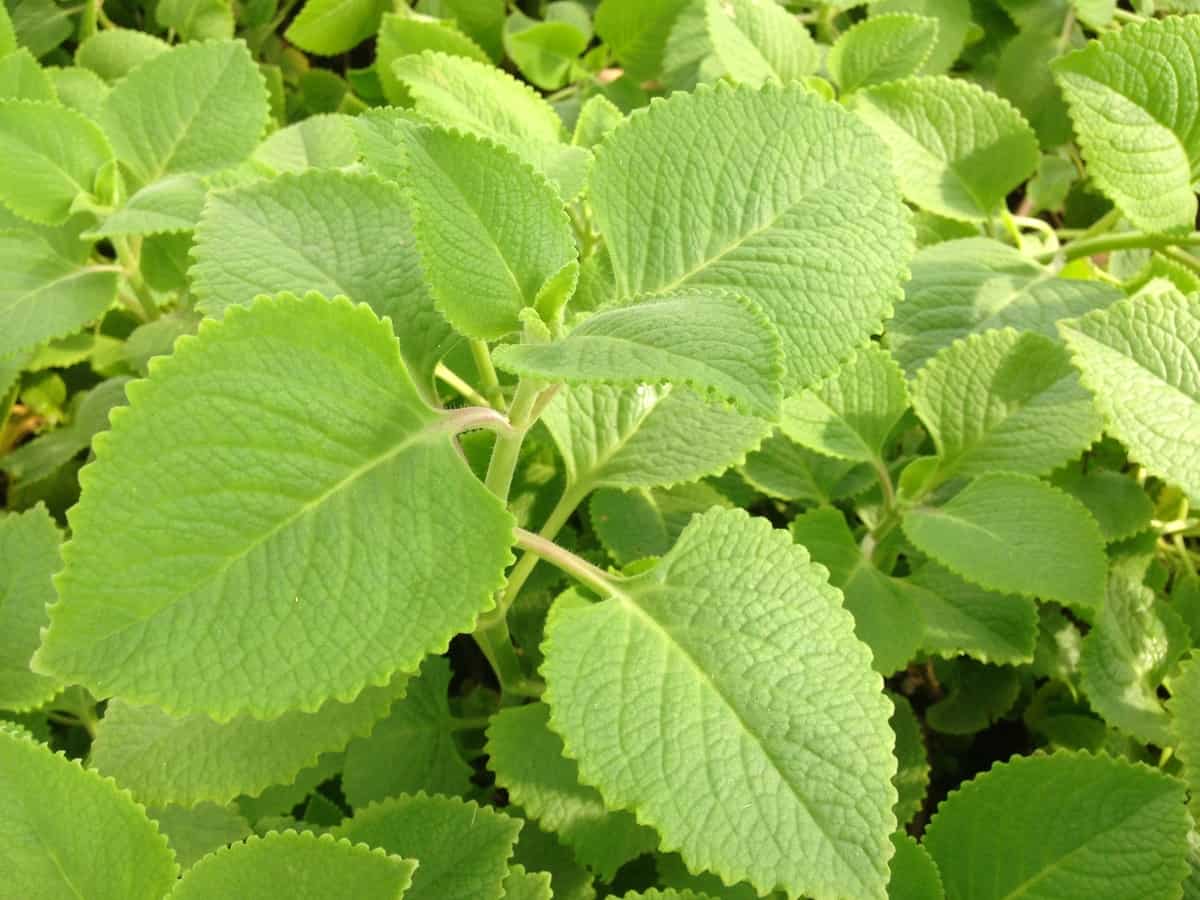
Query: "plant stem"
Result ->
[[484, 378, 542, 501], [435, 363, 491, 408], [111, 236, 157, 320], [1161, 246, 1200, 277], [1037, 231, 1200, 265], [472, 615, 539, 698], [872, 458, 896, 514], [441, 405, 515, 437], [514, 527, 620, 598], [470, 339, 505, 410]]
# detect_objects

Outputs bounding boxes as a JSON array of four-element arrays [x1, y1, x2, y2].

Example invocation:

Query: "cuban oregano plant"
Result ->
[[2, 2, 1200, 899]]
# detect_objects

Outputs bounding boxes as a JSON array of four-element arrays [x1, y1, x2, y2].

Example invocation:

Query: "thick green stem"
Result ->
[[472, 616, 539, 699], [1037, 230, 1200, 265], [470, 339, 505, 410], [484, 378, 542, 501]]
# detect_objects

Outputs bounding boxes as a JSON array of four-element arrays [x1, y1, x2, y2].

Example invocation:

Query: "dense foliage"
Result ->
[[1, 0, 1200, 898]]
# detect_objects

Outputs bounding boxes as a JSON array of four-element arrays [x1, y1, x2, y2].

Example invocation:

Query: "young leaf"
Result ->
[[334, 794, 523, 900], [392, 50, 589, 198], [356, 115, 576, 341], [99, 40, 268, 184], [74, 28, 168, 82], [889, 238, 1121, 375], [827, 14, 939, 94], [147, 803, 252, 870], [1054, 16, 1200, 233], [504, 7, 591, 91], [342, 656, 474, 809], [35, 293, 513, 721], [375, 11, 490, 107], [902, 473, 1107, 613], [871, 0, 969, 75], [589, 81, 912, 392], [887, 832, 943, 900], [1078, 567, 1188, 747], [908, 564, 1038, 665], [850, 77, 1039, 222], [285, 0, 387, 56], [251, 114, 358, 175], [681, 0, 819, 88], [1059, 290, 1200, 503], [191, 170, 454, 395], [0, 505, 62, 711], [911, 328, 1103, 480], [0, 726, 178, 899], [494, 291, 783, 418], [540, 383, 769, 492], [171, 831, 415, 900], [924, 752, 1191, 900], [593, 0, 690, 81], [0, 228, 119, 359], [86, 173, 206, 238], [90, 673, 408, 807], [488, 702, 658, 880], [780, 344, 909, 464], [543, 508, 897, 900], [0, 100, 112, 225]]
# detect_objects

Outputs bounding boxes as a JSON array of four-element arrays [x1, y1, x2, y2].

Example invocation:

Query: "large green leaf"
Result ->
[[887, 832, 943, 900], [250, 114, 358, 175], [0, 100, 112, 225], [888, 238, 1121, 375], [543, 508, 896, 899], [495, 291, 783, 418], [589, 482, 730, 566], [593, 0, 689, 81], [286, 0, 387, 56], [90, 673, 408, 806], [850, 76, 1039, 221], [0, 726, 178, 899], [147, 803, 251, 870], [871, 0, 970, 74], [34, 293, 513, 720], [99, 40, 268, 184], [827, 14, 939, 93], [924, 752, 1191, 900], [0, 228, 118, 359], [375, 11, 490, 106], [191, 170, 454, 396], [334, 794, 523, 900], [908, 564, 1038, 665], [1054, 16, 1200, 232], [540, 383, 769, 492], [171, 831, 415, 899], [902, 473, 1106, 614], [0, 506, 62, 710], [590, 81, 911, 392], [342, 656, 474, 809], [0, 47, 53, 100], [1059, 290, 1200, 503], [355, 114, 576, 341], [911, 328, 1103, 480], [488, 702, 658, 880]]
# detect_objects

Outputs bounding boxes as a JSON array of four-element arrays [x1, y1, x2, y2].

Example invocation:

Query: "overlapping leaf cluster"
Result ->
[[2, 1, 1200, 899]]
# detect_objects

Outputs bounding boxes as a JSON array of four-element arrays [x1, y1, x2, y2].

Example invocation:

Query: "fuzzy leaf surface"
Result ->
[[828, 14, 938, 93], [0, 505, 62, 710], [908, 564, 1038, 665]]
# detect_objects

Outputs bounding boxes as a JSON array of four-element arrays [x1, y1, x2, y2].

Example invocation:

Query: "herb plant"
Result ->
[[2, 2, 1200, 899]]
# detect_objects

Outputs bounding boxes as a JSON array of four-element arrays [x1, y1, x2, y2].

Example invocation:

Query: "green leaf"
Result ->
[[0, 3, 15, 56], [790, 506, 924, 674], [541, 383, 768, 492], [0, 726, 178, 899], [156, 0, 234, 41], [171, 831, 415, 899], [1054, 16, 1200, 232], [375, 11, 489, 107], [912, 328, 1103, 480], [902, 473, 1107, 613], [909, 563, 1038, 665], [780, 344, 908, 463], [487, 702, 658, 880], [0, 47, 54, 101], [7, 0, 74, 58], [591, 81, 911, 392], [34, 293, 513, 721], [1059, 290, 1200, 503], [0, 100, 113, 225], [251, 114, 358, 175], [924, 751, 1191, 900], [334, 794, 523, 900], [995, 28, 1071, 149], [888, 693, 929, 828], [356, 115, 576, 341], [542, 508, 897, 899], [850, 76, 1039, 222], [887, 833, 943, 900], [1050, 465, 1154, 543], [742, 433, 870, 503], [147, 803, 252, 870], [827, 14, 939, 93], [285, 0, 387, 55], [925, 659, 1019, 735], [1167, 657, 1200, 820], [99, 40, 268, 184], [673, 0, 818, 89], [589, 482, 730, 566], [435, 0, 506, 60], [90, 673, 407, 807], [593, 0, 687, 81], [501, 865, 554, 900], [495, 292, 782, 418], [1079, 568, 1188, 746], [0, 228, 118, 359], [511, 820, 597, 900], [392, 50, 589, 199], [191, 170, 453, 396], [74, 29, 168, 82], [342, 656, 474, 809], [889, 238, 1121, 375], [45, 66, 109, 121], [0, 506, 62, 710], [871, 0, 970, 75], [87, 174, 206, 238], [504, 7, 590, 91]]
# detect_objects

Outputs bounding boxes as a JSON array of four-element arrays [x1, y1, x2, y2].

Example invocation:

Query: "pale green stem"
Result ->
[[111, 236, 157, 320], [470, 339, 505, 410], [1037, 231, 1200, 265], [483, 378, 542, 501], [514, 527, 621, 598], [436, 363, 492, 408]]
